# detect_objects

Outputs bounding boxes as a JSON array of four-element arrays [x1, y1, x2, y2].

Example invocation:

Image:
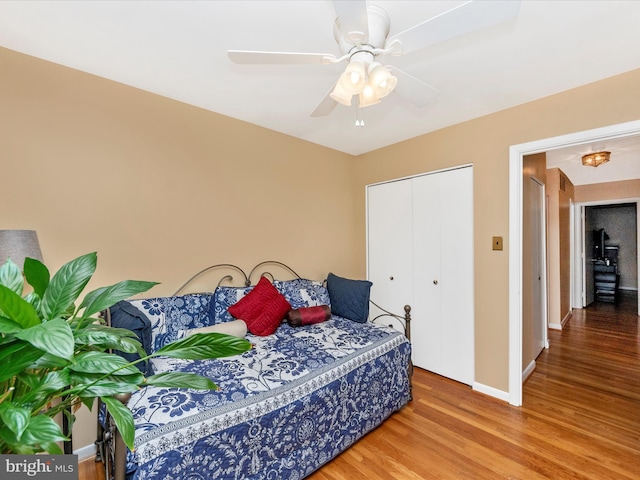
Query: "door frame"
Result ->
[[508, 119, 640, 406], [573, 199, 640, 309]]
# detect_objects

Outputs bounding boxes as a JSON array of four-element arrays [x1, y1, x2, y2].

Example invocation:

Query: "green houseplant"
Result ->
[[0, 252, 251, 454]]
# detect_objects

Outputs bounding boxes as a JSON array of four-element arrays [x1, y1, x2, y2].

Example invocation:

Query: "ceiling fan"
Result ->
[[228, 0, 521, 117]]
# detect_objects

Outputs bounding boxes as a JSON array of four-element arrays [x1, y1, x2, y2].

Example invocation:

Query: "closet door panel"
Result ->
[[412, 174, 443, 373], [412, 167, 474, 385], [438, 167, 474, 385], [367, 180, 413, 316]]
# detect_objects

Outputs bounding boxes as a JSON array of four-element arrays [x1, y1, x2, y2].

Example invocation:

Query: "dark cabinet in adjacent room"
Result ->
[[594, 246, 619, 303]]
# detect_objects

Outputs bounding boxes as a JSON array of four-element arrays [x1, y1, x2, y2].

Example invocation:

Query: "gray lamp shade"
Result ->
[[0, 230, 44, 270]]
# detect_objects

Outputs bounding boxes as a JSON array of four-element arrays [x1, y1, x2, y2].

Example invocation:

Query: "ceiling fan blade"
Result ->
[[311, 87, 339, 117], [386, 0, 521, 55], [228, 50, 337, 65], [388, 66, 439, 108], [332, 0, 369, 44]]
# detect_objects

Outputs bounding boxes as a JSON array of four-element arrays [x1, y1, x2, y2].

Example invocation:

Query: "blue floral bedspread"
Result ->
[[126, 317, 411, 480]]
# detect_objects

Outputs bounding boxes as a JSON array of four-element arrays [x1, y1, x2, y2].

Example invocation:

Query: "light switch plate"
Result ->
[[492, 236, 503, 251]]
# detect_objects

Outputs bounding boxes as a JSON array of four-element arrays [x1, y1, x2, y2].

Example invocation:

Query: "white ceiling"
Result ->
[[1, 0, 640, 185], [546, 135, 640, 186]]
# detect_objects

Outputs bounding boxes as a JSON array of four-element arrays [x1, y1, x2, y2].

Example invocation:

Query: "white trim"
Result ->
[[509, 119, 640, 406], [551, 309, 573, 330], [365, 163, 473, 188], [573, 197, 640, 314], [73, 443, 96, 462], [472, 382, 509, 402], [522, 360, 536, 382]]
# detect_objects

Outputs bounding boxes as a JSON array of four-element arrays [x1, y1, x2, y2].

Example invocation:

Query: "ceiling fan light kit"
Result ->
[[331, 55, 397, 108], [228, 1, 522, 118], [329, 81, 354, 106]]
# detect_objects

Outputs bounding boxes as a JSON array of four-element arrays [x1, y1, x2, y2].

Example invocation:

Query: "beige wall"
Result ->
[[1, 47, 360, 290], [575, 179, 640, 203], [355, 67, 640, 393], [1, 47, 356, 451], [546, 169, 575, 327], [5, 43, 640, 452]]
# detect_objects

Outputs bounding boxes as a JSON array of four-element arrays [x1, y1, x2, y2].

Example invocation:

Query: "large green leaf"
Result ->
[[15, 318, 74, 361], [16, 371, 71, 407], [0, 401, 30, 440], [29, 352, 71, 370], [17, 414, 68, 446], [41, 252, 97, 320], [101, 396, 136, 451], [71, 380, 140, 397], [154, 333, 251, 360], [23, 292, 42, 316], [0, 315, 23, 334], [70, 351, 142, 376], [0, 414, 67, 454], [74, 324, 145, 356], [23, 257, 50, 298], [80, 280, 158, 318], [0, 342, 45, 383], [145, 371, 218, 390], [0, 285, 41, 329], [0, 259, 23, 295]]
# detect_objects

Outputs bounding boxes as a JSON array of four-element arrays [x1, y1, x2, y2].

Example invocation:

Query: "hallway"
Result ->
[[523, 290, 640, 478]]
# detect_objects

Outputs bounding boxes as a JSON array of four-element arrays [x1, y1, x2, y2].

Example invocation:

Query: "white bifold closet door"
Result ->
[[412, 167, 474, 385], [366, 179, 414, 316], [367, 166, 474, 386]]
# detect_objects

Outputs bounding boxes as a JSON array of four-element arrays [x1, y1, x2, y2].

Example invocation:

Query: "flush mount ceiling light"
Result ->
[[582, 151, 611, 167]]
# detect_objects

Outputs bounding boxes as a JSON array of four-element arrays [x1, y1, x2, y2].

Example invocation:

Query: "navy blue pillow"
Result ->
[[109, 300, 153, 375], [326, 273, 372, 323]]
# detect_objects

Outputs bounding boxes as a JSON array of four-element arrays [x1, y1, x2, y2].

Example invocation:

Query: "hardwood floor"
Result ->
[[80, 293, 640, 479]]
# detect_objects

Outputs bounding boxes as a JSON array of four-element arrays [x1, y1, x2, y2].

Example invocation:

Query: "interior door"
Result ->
[[529, 177, 546, 358]]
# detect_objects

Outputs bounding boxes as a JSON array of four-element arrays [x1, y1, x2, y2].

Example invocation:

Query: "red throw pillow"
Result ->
[[286, 305, 331, 327], [227, 276, 291, 336]]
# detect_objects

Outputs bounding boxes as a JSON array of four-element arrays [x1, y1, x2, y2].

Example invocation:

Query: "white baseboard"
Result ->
[[522, 360, 536, 382], [550, 309, 572, 330], [73, 443, 96, 462], [472, 382, 509, 402]]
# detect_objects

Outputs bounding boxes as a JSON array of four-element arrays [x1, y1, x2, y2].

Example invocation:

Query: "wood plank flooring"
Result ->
[[80, 293, 640, 479]]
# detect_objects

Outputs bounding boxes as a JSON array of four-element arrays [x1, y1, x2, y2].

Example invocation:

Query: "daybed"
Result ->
[[97, 261, 412, 480]]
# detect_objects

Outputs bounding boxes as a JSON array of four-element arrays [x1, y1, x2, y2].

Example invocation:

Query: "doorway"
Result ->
[[574, 201, 639, 308], [508, 119, 640, 406]]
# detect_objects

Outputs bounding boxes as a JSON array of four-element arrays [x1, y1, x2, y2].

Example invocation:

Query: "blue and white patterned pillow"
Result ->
[[130, 293, 214, 352], [273, 279, 331, 309], [209, 286, 252, 324]]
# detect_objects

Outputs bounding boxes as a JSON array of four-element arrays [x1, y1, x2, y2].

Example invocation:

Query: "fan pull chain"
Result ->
[[355, 100, 365, 127]]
